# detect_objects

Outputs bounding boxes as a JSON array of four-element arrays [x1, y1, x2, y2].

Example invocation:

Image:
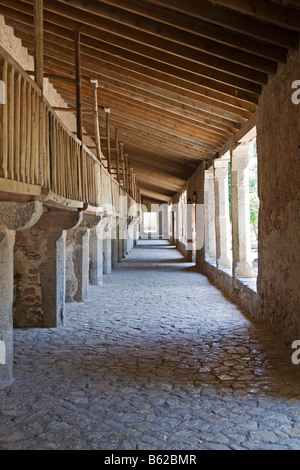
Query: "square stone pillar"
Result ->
[[127, 219, 135, 253], [0, 201, 43, 387], [89, 224, 103, 286], [0, 231, 15, 388], [214, 156, 232, 268], [111, 217, 119, 269], [66, 214, 101, 302], [231, 143, 253, 278], [118, 228, 124, 262], [204, 166, 216, 261], [14, 210, 82, 327], [120, 217, 128, 257], [100, 216, 112, 274]]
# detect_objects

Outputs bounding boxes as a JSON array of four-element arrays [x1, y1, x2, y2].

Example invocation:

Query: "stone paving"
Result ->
[[1, 239, 300, 450]]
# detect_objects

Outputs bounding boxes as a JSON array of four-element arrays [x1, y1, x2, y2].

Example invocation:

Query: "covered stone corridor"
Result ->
[[1, 240, 300, 451]]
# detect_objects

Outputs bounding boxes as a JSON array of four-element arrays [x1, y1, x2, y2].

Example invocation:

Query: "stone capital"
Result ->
[[36, 210, 83, 233], [231, 142, 249, 172], [77, 213, 101, 230], [0, 201, 43, 232]]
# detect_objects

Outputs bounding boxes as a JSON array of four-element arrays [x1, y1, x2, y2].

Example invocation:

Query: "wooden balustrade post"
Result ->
[[90, 78, 102, 163], [34, 0, 45, 186], [105, 108, 111, 174], [119, 141, 125, 190], [124, 153, 129, 193], [115, 129, 120, 184], [74, 29, 86, 202], [34, 0, 43, 92]]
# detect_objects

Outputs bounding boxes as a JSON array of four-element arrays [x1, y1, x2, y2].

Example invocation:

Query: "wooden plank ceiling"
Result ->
[[1, 0, 300, 202]]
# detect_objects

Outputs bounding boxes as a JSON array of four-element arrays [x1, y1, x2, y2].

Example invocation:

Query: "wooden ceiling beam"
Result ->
[[109, 130, 211, 162], [4, 0, 277, 78], [132, 166, 185, 189], [138, 181, 176, 197], [56, 0, 287, 62], [1, 1, 263, 98], [41, 66, 236, 139], [33, 0, 282, 70], [44, 78, 231, 144], [127, 160, 186, 185], [44, 66, 239, 136], [211, 0, 300, 32], [33, 52, 242, 136], [139, 188, 171, 202], [92, 91, 230, 141], [87, 108, 221, 154], [18, 29, 250, 127], [106, 116, 220, 154], [121, 150, 196, 179], [94, 90, 233, 139], [144, 0, 299, 47], [4, 15, 258, 114]]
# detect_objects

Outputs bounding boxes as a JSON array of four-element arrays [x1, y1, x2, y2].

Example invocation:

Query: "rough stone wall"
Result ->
[[257, 45, 300, 345], [14, 230, 46, 327]]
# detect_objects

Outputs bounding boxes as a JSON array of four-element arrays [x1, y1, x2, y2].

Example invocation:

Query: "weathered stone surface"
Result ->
[[214, 158, 231, 268], [14, 210, 82, 327], [0, 202, 43, 232], [89, 226, 103, 286], [66, 214, 100, 303], [257, 46, 300, 345], [0, 202, 43, 387], [231, 143, 253, 278], [0, 231, 15, 388]]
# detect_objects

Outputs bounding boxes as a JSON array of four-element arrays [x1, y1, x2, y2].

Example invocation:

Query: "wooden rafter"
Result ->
[[1, 0, 299, 200]]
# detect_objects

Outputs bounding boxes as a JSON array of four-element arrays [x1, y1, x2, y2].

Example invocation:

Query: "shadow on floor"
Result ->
[[15, 329, 300, 400]]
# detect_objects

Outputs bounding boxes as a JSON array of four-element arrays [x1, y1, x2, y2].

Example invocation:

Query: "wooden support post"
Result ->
[[115, 129, 120, 184], [105, 108, 111, 174], [133, 174, 137, 201], [130, 167, 134, 199], [90, 78, 102, 163], [119, 141, 125, 189], [34, 0, 43, 91], [124, 154, 129, 194], [34, 0, 45, 185], [74, 29, 85, 201], [74, 30, 82, 142]]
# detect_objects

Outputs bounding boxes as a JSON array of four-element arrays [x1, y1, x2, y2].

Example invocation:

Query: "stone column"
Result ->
[[89, 222, 103, 286], [118, 221, 124, 262], [14, 209, 81, 328], [214, 156, 232, 268], [111, 217, 119, 269], [100, 216, 112, 274], [122, 219, 128, 257], [231, 143, 253, 278], [204, 166, 216, 260], [118, 217, 127, 263], [66, 214, 101, 302], [127, 218, 135, 253], [132, 219, 140, 246], [0, 201, 43, 387]]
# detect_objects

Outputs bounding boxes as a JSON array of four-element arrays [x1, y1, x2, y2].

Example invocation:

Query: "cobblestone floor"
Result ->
[[1, 239, 300, 450]]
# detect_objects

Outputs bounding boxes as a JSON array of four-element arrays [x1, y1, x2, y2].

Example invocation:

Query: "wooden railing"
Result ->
[[0, 46, 136, 214]]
